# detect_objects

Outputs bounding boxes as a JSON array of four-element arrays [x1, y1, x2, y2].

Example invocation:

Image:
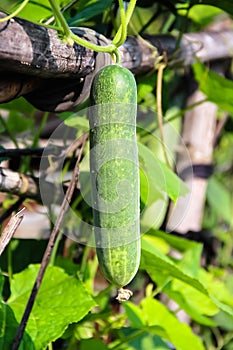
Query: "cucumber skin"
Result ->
[[89, 65, 140, 288]]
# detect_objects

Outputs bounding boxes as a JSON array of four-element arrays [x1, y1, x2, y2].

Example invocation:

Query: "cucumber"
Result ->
[[89, 64, 140, 299]]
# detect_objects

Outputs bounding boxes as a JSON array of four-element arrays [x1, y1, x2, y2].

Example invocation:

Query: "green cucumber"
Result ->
[[89, 64, 140, 299]]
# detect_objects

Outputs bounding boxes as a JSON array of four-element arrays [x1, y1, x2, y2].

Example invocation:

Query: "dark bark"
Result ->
[[1, 11, 233, 112]]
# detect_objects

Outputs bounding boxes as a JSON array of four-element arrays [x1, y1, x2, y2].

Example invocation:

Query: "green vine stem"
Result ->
[[48, 0, 73, 45], [113, 0, 137, 47], [113, 0, 127, 47], [48, 0, 137, 63], [0, 0, 30, 23]]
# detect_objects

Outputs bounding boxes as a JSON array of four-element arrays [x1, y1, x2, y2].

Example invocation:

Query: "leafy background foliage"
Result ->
[[0, 0, 233, 349]]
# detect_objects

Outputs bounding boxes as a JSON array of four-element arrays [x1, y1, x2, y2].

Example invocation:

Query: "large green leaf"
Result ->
[[124, 298, 205, 350], [141, 231, 218, 325], [141, 233, 233, 324], [162, 284, 218, 326], [8, 264, 96, 350], [141, 235, 208, 294], [193, 62, 233, 115], [142, 298, 205, 350]]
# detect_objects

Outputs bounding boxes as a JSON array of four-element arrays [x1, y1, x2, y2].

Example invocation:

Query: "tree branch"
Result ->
[[0, 166, 80, 205], [0, 208, 24, 255], [1, 11, 233, 111]]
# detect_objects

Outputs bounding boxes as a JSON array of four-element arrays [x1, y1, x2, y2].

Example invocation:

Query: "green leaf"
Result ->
[[142, 298, 205, 350], [137, 73, 157, 105], [123, 302, 145, 329], [214, 310, 233, 331], [128, 332, 171, 350], [163, 284, 218, 326], [80, 338, 108, 350], [0, 97, 35, 114], [193, 62, 233, 114], [141, 234, 170, 255], [141, 233, 233, 324], [0, 0, 23, 12], [68, 0, 113, 26], [199, 269, 233, 308], [141, 232, 218, 325], [201, 0, 233, 16], [120, 327, 171, 350], [1, 0, 72, 23], [8, 264, 96, 350], [154, 230, 202, 256], [7, 111, 33, 133], [207, 176, 232, 225], [124, 298, 205, 350], [0, 303, 35, 350], [139, 142, 188, 231], [139, 142, 188, 203], [16, 0, 53, 22], [141, 235, 208, 294], [188, 5, 222, 26], [169, 279, 218, 316]]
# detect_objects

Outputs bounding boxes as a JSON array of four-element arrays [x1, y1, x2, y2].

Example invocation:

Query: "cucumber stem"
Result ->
[[111, 48, 122, 64], [116, 288, 133, 302]]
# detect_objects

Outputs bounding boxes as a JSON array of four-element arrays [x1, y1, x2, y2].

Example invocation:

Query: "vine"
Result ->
[[48, 0, 137, 63]]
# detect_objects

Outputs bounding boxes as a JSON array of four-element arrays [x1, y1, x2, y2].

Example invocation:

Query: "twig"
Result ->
[[0, 167, 41, 202], [11, 133, 88, 350], [0, 145, 68, 159], [0, 198, 24, 225], [0, 208, 25, 255], [0, 166, 81, 207], [0, 147, 45, 158]]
